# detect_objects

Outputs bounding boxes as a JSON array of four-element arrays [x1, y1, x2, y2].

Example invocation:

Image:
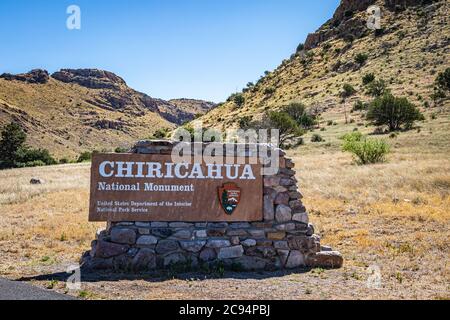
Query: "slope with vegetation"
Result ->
[[198, 0, 449, 133], [0, 69, 216, 160]]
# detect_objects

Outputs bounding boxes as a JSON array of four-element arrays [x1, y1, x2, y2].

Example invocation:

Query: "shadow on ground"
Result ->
[[17, 267, 313, 284]]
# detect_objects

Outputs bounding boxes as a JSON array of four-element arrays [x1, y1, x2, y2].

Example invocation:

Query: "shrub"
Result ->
[[238, 116, 253, 129], [232, 93, 245, 107], [435, 67, 450, 91], [0, 122, 57, 169], [266, 111, 304, 145], [17, 148, 57, 166], [296, 43, 305, 53], [342, 134, 390, 165], [352, 100, 368, 112], [311, 134, 324, 143], [264, 87, 276, 95], [355, 53, 369, 65], [0, 122, 27, 169], [341, 83, 356, 98], [282, 103, 317, 129], [114, 147, 128, 153], [18, 160, 46, 168], [340, 131, 363, 143], [366, 79, 390, 97], [362, 73, 375, 85], [77, 151, 93, 163], [367, 93, 424, 131], [152, 128, 169, 139]]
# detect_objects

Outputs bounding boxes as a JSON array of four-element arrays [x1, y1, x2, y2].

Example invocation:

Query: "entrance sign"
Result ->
[[89, 153, 263, 222]]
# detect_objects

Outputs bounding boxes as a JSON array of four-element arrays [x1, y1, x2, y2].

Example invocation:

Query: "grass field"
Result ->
[[0, 110, 448, 300]]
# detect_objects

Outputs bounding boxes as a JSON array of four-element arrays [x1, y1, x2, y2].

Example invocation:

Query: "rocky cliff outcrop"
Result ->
[[51, 68, 127, 90], [304, 0, 437, 49], [0, 69, 49, 84]]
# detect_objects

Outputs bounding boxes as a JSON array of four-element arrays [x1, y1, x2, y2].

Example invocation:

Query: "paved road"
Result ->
[[0, 278, 76, 300]]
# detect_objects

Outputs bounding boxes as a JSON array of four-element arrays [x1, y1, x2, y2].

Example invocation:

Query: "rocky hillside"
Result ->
[[198, 0, 449, 129], [0, 69, 215, 158]]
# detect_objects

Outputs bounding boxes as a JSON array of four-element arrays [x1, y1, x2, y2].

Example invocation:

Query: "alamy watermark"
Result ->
[[66, 5, 81, 30], [66, 264, 81, 291], [366, 265, 382, 289], [367, 5, 382, 30], [168, 123, 282, 176]]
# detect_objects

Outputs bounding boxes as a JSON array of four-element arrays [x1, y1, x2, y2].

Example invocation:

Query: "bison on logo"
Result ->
[[218, 183, 241, 215]]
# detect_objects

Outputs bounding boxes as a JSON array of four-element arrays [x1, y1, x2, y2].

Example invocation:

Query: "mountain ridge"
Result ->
[[0, 68, 216, 158], [197, 0, 449, 130]]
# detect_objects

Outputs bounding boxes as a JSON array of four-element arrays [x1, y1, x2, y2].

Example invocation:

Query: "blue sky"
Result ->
[[0, 0, 340, 102]]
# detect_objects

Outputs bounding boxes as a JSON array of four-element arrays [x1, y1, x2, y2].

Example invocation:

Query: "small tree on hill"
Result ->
[[432, 68, 450, 105], [367, 93, 424, 131], [341, 84, 356, 124], [232, 93, 245, 107], [435, 68, 450, 92], [266, 111, 304, 146], [282, 103, 317, 129], [367, 79, 390, 97], [0, 122, 26, 169]]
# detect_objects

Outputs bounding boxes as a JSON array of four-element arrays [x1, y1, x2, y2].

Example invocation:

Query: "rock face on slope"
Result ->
[[0, 68, 217, 157], [0, 69, 49, 84], [51, 69, 127, 90], [304, 0, 437, 49], [198, 0, 448, 129]]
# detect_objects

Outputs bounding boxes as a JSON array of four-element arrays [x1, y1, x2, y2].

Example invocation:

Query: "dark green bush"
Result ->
[[362, 73, 376, 85], [366, 79, 390, 97], [435, 68, 450, 91], [341, 83, 356, 98], [114, 147, 128, 153], [264, 87, 276, 95], [0, 122, 57, 169], [352, 100, 368, 112], [266, 111, 304, 145], [17, 148, 57, 166], [355, 53, 369, 65], [367, 93, 424, 131], [296, 43, 305, 53], [282, 103, 317, 129], [77, 151, 93, 163]]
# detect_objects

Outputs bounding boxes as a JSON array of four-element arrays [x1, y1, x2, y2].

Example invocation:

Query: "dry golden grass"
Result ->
[[0, 108, 448, 299], [0, 163, 102, 276]]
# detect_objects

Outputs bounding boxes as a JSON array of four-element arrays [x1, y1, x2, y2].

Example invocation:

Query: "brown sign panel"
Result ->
[[89, 153, 263, 222]]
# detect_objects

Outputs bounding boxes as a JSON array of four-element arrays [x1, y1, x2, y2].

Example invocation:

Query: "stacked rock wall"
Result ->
[[81, 141, 343, 272]]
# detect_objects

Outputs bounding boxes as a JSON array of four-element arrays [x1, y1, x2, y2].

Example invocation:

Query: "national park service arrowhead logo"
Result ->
[[218, 183, 241, 215]]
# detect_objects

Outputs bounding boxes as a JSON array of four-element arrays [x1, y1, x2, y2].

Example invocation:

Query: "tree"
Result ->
[[0, 122, 27, 169], [282, 103, 317, 129], [367, 93, 424, 131], [432, 68, 450, 105], [341, 84, 356, 124], [435, 68, 450, 92], [296, 43, 305, 53], [266, 111, 304, 145], [367, 79, 390, 97], [232, 93, 245, 107]]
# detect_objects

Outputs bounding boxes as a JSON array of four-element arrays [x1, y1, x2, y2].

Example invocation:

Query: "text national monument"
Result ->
[[81, 141, 343, 271]]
